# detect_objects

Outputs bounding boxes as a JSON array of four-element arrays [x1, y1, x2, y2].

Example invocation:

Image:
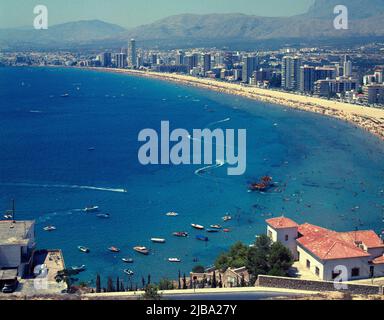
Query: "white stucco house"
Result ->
[[0, 220, 36, 279], [266, 216, 384, 281]]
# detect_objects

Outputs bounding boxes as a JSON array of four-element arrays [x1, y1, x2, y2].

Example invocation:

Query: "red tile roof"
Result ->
[[372, 255, 384, 265], [266, 217, 299, 229], [272, 219, 384, 261]]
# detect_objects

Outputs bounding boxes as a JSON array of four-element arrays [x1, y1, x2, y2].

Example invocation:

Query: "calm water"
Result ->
[[0, 67, 383, 286]]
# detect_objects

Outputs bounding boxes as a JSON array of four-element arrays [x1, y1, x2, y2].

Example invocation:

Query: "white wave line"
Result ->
[[207, 117, 231, 127], [0, 182, 128, 193], [194, 160, 226, 176]]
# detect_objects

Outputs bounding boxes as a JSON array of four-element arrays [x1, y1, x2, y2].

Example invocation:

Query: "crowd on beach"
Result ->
[[89, 67, 384, 142]]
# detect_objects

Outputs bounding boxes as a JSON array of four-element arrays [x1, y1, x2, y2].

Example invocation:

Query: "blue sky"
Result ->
[[0, 0, 314, 29]]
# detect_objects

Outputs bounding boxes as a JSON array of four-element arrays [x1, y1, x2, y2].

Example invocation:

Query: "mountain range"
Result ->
[[1, 0, 384, 50]]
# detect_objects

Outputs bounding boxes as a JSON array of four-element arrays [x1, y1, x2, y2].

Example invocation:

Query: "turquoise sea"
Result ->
[[0, 67, 383, 286]]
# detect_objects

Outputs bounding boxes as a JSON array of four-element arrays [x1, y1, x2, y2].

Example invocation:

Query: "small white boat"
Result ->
[[43, 225, 57, 232], [96, 213, 110, 219], [122, 258, 134, 263], [168, 258, 181, 263], [210, 224, 222, 229], [84, 206, 99, 213], [78, 246, 90, 253], [71, 265, 86, 272], [222, 215, 232, 222], [124, 269, 134, 276], [151, 238, 166, 244], [133, 246, 149, 255], [3, 214, 13, 219], [166, 212, 179, 217], [191, 224, 205, 230]]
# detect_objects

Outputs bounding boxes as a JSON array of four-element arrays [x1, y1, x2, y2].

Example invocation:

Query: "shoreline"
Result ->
[[85, 67, 384, 142]]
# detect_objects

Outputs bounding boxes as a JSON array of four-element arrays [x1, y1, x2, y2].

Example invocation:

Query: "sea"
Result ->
[[0, 67, 383, 286]]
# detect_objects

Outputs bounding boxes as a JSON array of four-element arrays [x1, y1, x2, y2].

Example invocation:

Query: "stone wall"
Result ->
[[256, 275, 382, 295]]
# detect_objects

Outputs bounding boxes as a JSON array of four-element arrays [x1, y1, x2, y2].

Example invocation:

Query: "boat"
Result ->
[[133, 246, 149, 255], [223, 229, 231, 233], [222, 215, 232, 222], [88, 147, 95, 151], [124, 269, 134, 276], [249, 176, 274, 192], [78, 246, 90, 253], [43, 225, 57, 232], [151, 238, 166, 244], [210, 225, 222, 229], [166, 212, 179, 217], [3, 214, 12, 219], [206, 229, 220, 233], [71, 265, 86, 272], [196, 235, 209, 242], [84, 206, 99, 213], [173, 232, 188, 238], [96, 213, 110, 219], [122, 258, 134, 263], [108, 246, 120, 253], [191, 224, 205, 230], [60, 93, 70, 98], [168, 258, 181, 263]]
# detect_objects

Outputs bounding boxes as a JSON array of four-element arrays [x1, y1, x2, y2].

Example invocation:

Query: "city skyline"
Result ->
[[0, 0, 314, 29]]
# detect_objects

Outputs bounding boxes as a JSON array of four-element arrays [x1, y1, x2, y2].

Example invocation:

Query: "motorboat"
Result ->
[[122, 258, 134, 263], [206, 229, 220, 233], [71, 265, 86, 272], [133, 246, 149, 255], [168, 258, 181, 263], [108, 247, 120, 253], [124, 269, 134, 276], [222, 215, 232, 222], [210, 225, 222, 229], [84, 206, 99, 213], [60, 93, 70, 98], [173, 232, 188, 238], [191, 224, 205, 230], [43, 225, 57, 232], [96, 213, 110, 219], [151, 238, 166, 244], [196, 235, 209, 242], [78, 246, 90, 253], [166, 212, 179, 217]]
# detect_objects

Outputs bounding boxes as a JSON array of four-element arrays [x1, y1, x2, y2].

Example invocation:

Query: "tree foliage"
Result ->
[[214, 235, 294, 283]]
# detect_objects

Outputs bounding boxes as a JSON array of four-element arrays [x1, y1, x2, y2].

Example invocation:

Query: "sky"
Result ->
[[0, 0, 314, 29]]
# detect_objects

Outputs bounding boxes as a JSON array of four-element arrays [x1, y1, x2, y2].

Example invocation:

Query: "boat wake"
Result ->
[[207, 117, 231, 127], [194, 160, 226, 176], [0, 183, 128, 193]]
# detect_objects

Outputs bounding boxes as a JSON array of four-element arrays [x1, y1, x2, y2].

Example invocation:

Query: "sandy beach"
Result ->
[[88, 67, 384, 141]]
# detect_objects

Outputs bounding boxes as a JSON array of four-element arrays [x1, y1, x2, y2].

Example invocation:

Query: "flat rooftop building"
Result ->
[[0, 220, 36, 278]]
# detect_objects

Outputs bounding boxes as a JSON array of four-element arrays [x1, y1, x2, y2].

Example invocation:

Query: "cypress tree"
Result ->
[[96, 274, 101, 293]]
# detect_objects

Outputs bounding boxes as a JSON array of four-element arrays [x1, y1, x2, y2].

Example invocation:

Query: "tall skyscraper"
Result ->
[[176, 50, 185, 65], [116, 53, 127, 69], [343, 55, 353, 77], [128, 39, 137, 68], [282, 56, 301, 90], [300, 65, 315, 92], [99, 52, 112, 67], [184, 54, 199, 72], [242, 56, 259, 83], [203, 54, 211, 73]]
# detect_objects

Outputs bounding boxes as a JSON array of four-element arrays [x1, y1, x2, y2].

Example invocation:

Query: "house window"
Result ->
[[315, 267, 320, 276], [306, 259, 311, 269], [285, 235, 289, 241], [351, 268, 360, 278]]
